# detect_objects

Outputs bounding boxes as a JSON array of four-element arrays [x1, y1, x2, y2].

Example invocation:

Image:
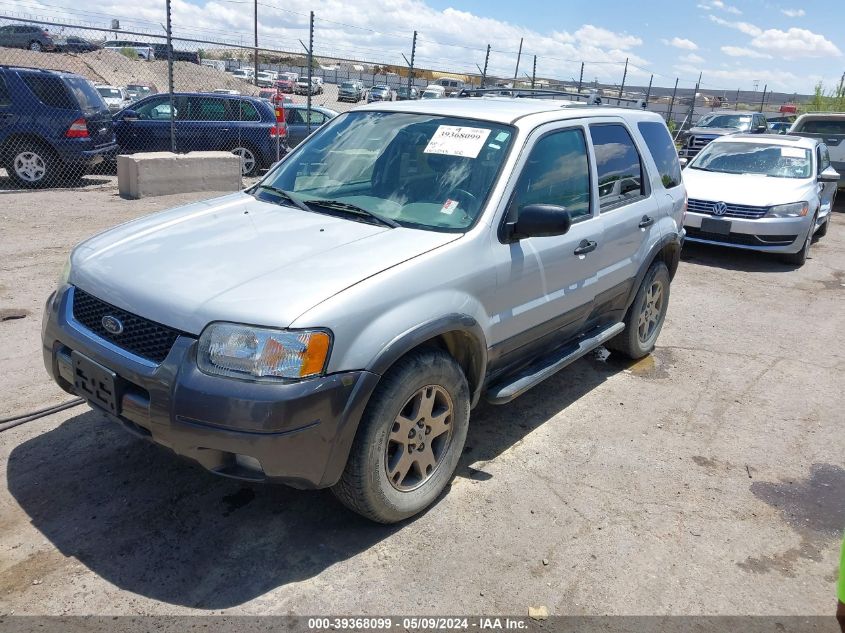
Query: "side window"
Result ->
[[286, 108, 305, 125], [21, 74, 74, 109], [509, 128, 592, 222], [589, 124, 645, 212], [189, 97, 226, 121], [231, 100, 260, 122], [818, 144, 831, 172], [0, 75, 9, 106], [637, 121, 682, 189], [308, 110, 326, 125], [134, 96, 171, 120]]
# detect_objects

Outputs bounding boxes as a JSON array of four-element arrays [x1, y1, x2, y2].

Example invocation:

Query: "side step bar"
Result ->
[[485, 322, 625, 405]]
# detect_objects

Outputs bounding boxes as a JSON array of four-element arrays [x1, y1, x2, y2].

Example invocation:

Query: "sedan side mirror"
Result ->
[[120, 109, 139, 121], [679, 157, 689, 168], [504, 204, 571, 242], [819, 166, 841, 183]]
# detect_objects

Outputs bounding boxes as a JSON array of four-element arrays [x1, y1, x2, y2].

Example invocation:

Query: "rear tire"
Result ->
[[7, 142, 58, 188], [332, 348, 470, 523], [229, 144, 258, 176], [607, 260, 671, 360], [29, 41, 42, 52]]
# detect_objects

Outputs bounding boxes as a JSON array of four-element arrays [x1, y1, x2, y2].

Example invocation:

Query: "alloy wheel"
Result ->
[[385, 385, 454, 491], [29, 41, 42, 51], [13, 151, 47, 183], [231, 147, 256, 175], [638, 279, 665, 343]]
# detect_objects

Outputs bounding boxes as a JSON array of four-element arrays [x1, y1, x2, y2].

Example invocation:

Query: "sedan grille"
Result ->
[[687, 199, 769, 219], [71, 288, 183, 364]]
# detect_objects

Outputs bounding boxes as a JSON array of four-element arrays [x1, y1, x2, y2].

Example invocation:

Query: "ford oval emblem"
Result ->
[[712, 201, 728, 216], [102, 315, 124, 335]]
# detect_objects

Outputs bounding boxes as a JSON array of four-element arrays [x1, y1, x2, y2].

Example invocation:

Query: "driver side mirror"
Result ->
[[120, 109, 139, 122], [679, 157, 689, 168], [819, 166, 840, 183], [503, 204, 572, 243]]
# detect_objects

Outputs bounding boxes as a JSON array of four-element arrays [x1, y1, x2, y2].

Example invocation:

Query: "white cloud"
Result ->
[[663, 37, 699, 50], [574, 25, 642, 50], [708, 15, 763, 36], [680, 53, 705, 64], [721, 46, 773, 59], [699, 0, 742, 15], [751, 27, 841, 58], [781, 8, 806, 17]]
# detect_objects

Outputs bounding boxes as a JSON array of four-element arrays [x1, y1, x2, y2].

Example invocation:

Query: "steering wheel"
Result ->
[[447, 188, 478, 209]]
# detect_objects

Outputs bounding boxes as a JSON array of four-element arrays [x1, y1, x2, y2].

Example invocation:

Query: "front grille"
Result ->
[[685, 135, 715, 155], [687, 199, 770, 219], [686, 227, 797, 246], [71, 288, 182, 364]]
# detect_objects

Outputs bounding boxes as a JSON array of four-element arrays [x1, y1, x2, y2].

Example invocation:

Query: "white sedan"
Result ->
[[682, 134, 839, 265]]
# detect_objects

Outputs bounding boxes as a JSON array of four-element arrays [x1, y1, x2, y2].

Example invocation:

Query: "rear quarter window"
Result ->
[[637, 121, 682, 189], [21, 74, 75, 109]]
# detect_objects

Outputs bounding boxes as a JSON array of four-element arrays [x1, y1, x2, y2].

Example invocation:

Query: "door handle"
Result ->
[[638, 215, 654, 228], [573, 240, 597, 255]]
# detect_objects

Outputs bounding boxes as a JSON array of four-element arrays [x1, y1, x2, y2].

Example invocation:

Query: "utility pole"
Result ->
[[577, 62, 584, 93], [165, 0, 175, 153], [667, 77, 678, 125], [618, 57, 628, 99], [306, 10, 314, 132], [759, 83, 767, 112], [735, 87, 740, 108], [512, 37, 523, 88], [481, 44, 490, 88], [253, 0, 258, 86], [407, 31, 416, 97], [645, 74, 653, 104], [531, 55, 536, 89]]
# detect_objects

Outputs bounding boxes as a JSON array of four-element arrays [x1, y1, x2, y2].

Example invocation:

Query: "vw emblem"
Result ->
[[101, 315, 124, 335], [712, 202, 728, 216]]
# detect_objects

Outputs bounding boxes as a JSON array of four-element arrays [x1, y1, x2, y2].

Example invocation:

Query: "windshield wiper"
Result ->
[[255, 185, 312, 213], [302, 199, 400, 228]]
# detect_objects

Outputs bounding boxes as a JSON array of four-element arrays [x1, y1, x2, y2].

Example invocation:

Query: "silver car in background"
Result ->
[[683, 134, 839, 265]]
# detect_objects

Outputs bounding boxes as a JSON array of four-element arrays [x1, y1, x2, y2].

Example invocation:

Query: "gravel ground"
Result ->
[[0, 186, 843, 616]]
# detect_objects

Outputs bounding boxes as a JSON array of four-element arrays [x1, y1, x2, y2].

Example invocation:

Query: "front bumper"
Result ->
[[42, 286, 379, 488], [683, 212, 811, 253]]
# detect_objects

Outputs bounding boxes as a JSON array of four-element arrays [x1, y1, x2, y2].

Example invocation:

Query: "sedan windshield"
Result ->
[[258, 111, 515, 232], [689, 141, 812, 179], [696, 113, 752, 130], [97, 87, 121, 98]]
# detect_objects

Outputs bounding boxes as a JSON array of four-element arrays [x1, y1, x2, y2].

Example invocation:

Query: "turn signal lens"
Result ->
[[65, 118, 89, 138]]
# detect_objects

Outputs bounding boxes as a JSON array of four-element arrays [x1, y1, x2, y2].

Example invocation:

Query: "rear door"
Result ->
[[586, 120, 661, 325], [179, 95, 227, 152], [284, 106, 308, 146]]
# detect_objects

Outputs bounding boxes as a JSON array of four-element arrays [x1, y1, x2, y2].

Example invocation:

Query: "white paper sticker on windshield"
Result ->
[[440, 199, 459, 215], [425, 126, 491, 158], [781, 147, 805, 158]]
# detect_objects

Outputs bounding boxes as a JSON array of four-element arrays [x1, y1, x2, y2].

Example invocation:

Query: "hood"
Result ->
[[70, 192, 460, 334], [687, 126, 743, 138], [683, 168, 813, 207]]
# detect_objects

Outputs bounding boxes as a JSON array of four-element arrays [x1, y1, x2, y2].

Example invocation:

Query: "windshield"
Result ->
[[689, 141, 812, 179], [257, 111, 515, 232], [341, 82, 355, 89], [97, 87, 121, 98], [696, 113, 753, 130]]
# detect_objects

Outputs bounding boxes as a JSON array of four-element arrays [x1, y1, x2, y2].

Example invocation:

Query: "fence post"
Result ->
[[481, 44, 490, 88], [735, 88, 740, 108], [759, 84, 767, 112], [306, 11, 313, 133], [618, 57, 628, 99], [667, 77, 678, 124], [253, 0, 258, 87], [685, 72, 702, 134], [577, 62, 584, 93], [531, 55, 536, 89], [512, 37, 523, 87], [408, 30, 417, 97], [165, 0, 175, 153], [645, 74, 653, 104]]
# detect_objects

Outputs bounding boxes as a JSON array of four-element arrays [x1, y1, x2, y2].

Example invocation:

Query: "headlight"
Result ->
[[766, 202, 809, 218], [198, 323, 331, 380], [58, 254, 71, 287]]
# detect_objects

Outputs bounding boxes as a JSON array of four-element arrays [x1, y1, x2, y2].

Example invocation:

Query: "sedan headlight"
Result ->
[[198, 323, 331, 380], [766, 202, 809, 218], [58, 254, 71, 287]]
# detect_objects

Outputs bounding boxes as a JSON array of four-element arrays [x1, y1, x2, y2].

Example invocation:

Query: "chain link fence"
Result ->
[[0, 11, 814, 190]]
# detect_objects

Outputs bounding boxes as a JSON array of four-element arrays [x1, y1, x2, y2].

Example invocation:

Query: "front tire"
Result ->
[[607, 260, 671, 359], [332, 348, 470, 523], [782, 215, 816, 266], [816, 215, 829, 238]]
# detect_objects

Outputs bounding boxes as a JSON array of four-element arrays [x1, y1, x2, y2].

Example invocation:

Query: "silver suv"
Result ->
[[42, 98, 686, 522]]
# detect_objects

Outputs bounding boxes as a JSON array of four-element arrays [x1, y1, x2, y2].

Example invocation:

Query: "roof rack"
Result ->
[[456, 87, 648, 110]]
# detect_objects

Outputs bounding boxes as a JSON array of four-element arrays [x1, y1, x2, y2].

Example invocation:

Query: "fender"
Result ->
[[369, 313, 488, 408], [624, 232, 683, 310]]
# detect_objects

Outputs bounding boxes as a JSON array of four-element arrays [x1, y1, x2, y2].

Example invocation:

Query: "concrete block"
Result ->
[[117, 151, 242, 199]]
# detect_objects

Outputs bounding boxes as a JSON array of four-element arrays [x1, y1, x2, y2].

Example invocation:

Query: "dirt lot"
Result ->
[[0, 185, 843, 616]]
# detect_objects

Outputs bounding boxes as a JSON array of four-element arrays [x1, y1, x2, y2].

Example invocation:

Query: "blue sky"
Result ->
[[2, 0, 841, 92]]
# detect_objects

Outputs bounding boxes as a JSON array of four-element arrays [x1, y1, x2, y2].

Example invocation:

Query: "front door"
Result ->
[[818, 143, 837, 215]]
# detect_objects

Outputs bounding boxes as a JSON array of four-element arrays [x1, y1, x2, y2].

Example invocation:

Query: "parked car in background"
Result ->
[[274, 78, 295, 93], [125, 84, 157, 102], [420, 85, 445, 99], [0, 23, 57, 51], [768, 122, 791, 134], [396, 85, 418, 100], [295, 78, 322, 95], [151, 43, 199, 64], [682, 134, 839, 265], [42, 100, 685, 522], [282, 104, 337, 146], [258, 89, 292, 106], [95, 84, 130, 113], [229, 68, 254, 81], [0, 66, 117, 187], [678, 111, 768, 160], [433, 77, 464, 96], [338, 81, 364, 102], [103, 40, 155, 60], [367, 85, 393, 103], [790, 113, 845, 187], [279, 71, 299, 82], [256, 71, 277, 88], [112, 92, 283, 176], [55, 36, 100, 53]]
